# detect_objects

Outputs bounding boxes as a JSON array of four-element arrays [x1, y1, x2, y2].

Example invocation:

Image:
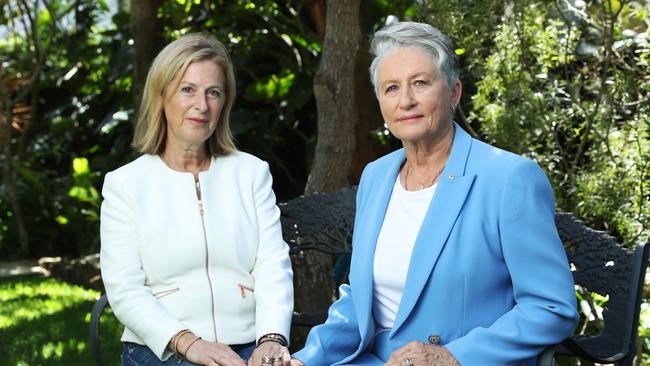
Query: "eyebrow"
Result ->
[[380, 72, 433, 87], [179, 81, 224, 90]]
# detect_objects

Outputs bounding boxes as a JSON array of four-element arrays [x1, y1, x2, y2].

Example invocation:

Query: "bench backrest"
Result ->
[[554, 213, 649, 365]]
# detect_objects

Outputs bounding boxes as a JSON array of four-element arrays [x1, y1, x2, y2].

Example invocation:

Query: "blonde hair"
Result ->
[[132, 33, 237, 156]]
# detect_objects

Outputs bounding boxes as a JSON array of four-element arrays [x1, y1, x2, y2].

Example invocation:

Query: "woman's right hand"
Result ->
[[180, 337, 248, 366]]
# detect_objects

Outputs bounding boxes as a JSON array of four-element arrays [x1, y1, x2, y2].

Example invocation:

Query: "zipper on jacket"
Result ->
[[194, 173, 218, 341]]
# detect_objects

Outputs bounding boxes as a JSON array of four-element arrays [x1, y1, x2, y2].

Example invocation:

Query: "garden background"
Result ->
[[0, 0, 648, 365]]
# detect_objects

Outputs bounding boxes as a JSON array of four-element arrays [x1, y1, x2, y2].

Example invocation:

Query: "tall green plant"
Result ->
[[422, 0, 649, 245]]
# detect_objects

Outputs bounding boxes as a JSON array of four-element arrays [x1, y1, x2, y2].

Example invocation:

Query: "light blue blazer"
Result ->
[[293, 124, 578, 366]]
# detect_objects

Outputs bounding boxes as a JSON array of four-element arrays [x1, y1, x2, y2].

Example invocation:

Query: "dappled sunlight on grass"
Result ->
[[0, 278, 99, 329], [0, 276, 122, 365]]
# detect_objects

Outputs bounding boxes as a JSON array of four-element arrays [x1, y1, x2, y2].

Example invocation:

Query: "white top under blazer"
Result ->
[[100, 152, 293, 361], [372, 177, 437, 329]]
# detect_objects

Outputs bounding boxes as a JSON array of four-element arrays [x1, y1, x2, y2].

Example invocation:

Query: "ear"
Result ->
[[451, 79, 462, 106]]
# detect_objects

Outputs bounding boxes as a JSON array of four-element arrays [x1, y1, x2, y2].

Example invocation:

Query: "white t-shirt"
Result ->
[[372, 175, 437, 330]]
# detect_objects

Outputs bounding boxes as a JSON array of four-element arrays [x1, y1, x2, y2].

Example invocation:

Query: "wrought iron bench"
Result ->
[[90, 187, 649, 366], [537, 213, 649, 366]]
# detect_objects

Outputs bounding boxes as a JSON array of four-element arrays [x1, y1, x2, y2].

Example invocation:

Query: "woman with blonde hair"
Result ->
[[100, 33, 293, 366]]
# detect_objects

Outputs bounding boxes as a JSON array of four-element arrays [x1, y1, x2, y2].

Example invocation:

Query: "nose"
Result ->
[[398, 86, 416, 109], [193, 93, 208, 112]]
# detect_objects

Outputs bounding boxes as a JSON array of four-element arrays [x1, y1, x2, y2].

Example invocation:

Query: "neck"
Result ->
[[403, 123, 454, 169], [160, 144, 211, 174], [401, 124, 454, 191]]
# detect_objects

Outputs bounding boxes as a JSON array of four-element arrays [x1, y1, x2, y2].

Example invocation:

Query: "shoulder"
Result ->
[[467, 138, 543, 177], [466, 139, 552, 204], [101, 155, 162, 204], [103, 154, 159, 185], [107, 154, 158, 176], [218, 151, 267, 169], [214, 151, 273, 192]]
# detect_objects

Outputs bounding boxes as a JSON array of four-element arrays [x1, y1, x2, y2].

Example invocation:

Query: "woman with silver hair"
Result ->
[[291, 21, 578, 366]]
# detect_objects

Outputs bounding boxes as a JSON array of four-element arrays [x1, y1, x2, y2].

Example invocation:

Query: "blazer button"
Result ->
[[428, 335, 441, 345]]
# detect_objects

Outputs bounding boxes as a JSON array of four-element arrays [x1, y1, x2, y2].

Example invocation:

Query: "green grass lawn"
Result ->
[[0, 275, 123, 366], [1, 275, 648, 365]]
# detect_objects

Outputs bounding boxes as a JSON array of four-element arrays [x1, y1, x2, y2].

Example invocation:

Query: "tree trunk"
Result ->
[[304, 0, 362, 194], [291, 0, 365, 349], [306, 0, 327, 41], [16, 80, 39, 161], [130, 0, 165, 109], [1, 99, 30, 257], [352, 2, 386, 182]]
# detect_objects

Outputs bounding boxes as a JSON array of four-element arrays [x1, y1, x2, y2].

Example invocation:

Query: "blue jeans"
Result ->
[[122, 342, 255, 365]]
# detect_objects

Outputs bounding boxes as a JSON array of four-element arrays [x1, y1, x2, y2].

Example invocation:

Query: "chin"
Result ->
[[392, 129, 431, 142]]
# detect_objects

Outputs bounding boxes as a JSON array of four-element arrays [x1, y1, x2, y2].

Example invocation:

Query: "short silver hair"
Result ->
[[369, 21, 459, 95]]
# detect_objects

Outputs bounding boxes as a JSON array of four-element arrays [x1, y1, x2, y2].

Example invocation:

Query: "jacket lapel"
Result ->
[[351, 150, 405, 340], [391, 124, 476, 333]]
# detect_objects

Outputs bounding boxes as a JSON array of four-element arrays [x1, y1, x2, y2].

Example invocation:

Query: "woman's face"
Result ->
[[163, 59, 225, 150], [377, 47, 461, 145]]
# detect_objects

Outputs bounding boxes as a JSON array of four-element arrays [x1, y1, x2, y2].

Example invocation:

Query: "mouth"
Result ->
[[397, 114, 424, 122], [187, 117, 208, 124]]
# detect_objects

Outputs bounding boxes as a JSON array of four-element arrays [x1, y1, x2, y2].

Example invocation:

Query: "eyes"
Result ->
[[179, 85, 223, 100], [383, 79, 430, 95]]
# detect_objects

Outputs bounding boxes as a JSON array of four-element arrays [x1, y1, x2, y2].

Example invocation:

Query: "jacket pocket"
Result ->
[[151, 286, 180, 299], [237, 283, 254, 298]]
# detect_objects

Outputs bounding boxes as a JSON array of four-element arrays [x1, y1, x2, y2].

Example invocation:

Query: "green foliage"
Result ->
[[0, 276, 122, 365], [640, 302, 650, 362], [0, 0, 418, 260], [575, 121, 649, 242], [417, 0, 649, 246], [1, 0, 135, 258]]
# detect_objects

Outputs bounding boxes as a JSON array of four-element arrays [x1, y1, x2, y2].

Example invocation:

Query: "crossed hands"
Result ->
[[384, 341, 460, 366], [178, 337, 290, 366], [181, 338, 247, 366], [285, 341, 459, 366]]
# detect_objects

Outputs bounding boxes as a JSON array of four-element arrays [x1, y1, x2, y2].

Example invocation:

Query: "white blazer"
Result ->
[[100, 152, 293, 360]]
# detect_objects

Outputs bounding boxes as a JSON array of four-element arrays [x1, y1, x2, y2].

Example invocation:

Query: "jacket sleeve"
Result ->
[[445, 159, 579, 365], [251, 161, 294, 342], [292, 164, 376, 366], [100, 172, 185, 360], [292, 284, 362, 366]]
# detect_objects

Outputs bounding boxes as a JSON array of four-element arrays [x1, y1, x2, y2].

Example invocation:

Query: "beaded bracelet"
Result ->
[[256, 333, 288, 347]]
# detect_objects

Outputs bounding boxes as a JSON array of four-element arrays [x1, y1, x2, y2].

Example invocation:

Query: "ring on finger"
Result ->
[[262, 356, 273, 364], [272, 355, 283, 363], [404, 358, 414, 366]]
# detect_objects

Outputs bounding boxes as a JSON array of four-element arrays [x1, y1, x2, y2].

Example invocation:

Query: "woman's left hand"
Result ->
[[385, 341, 460, 366], [248, 341, 290, 366]]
